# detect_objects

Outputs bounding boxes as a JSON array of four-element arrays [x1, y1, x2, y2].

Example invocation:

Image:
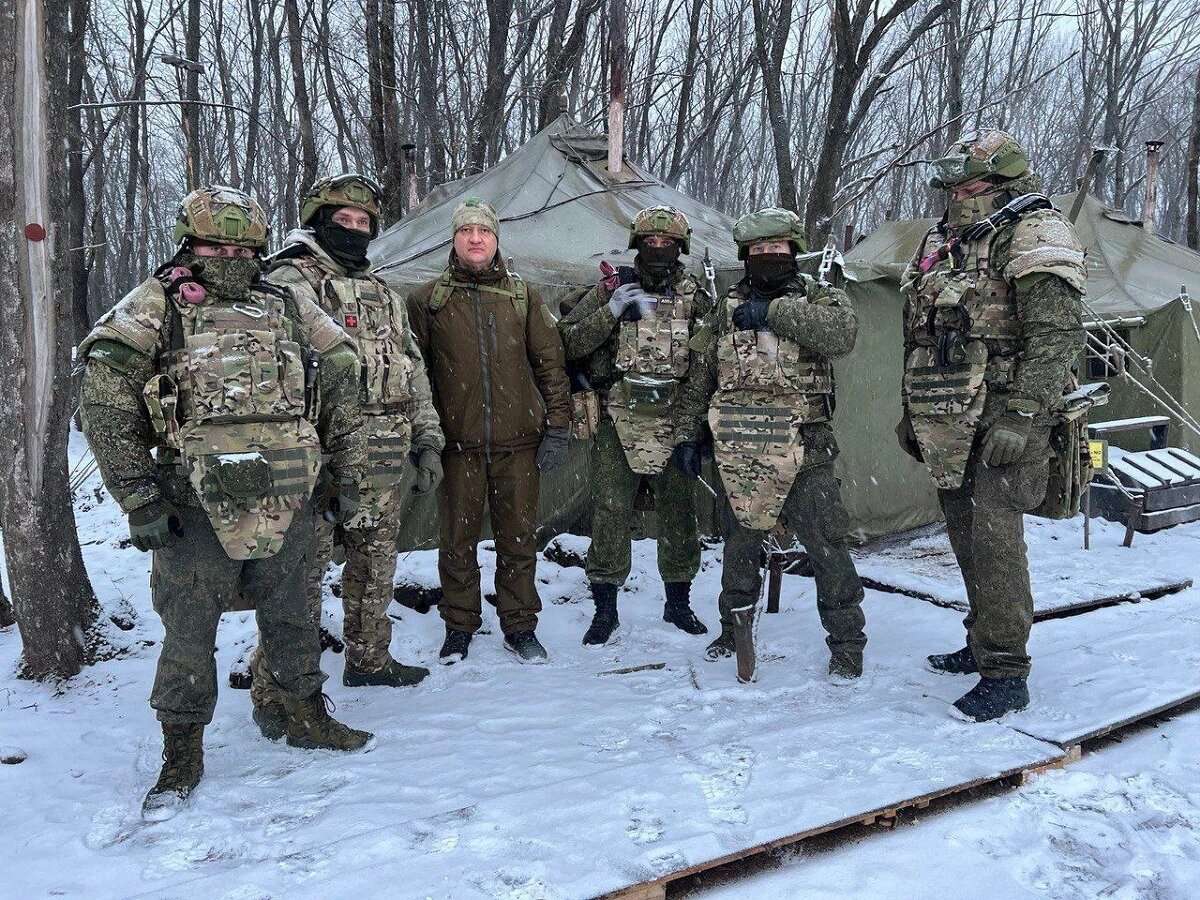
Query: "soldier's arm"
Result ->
[[79, 344, 163, 513], [673, 314, 719, 445], [1010, 274, 1085, 412], [556, 283, 616, 361], [767, 281, 859, 360], [526, 286, 572, 430], [399, 301, 445, 454], [317, 344, 366, 487]]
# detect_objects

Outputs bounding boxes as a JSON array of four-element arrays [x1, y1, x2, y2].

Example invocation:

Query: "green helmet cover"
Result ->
[[732, 207, 807, 259], [300, 173, 383, 234], [172, 185, 270, 250], [929, 129, 1030, 188], [628, 205, 691, 255]]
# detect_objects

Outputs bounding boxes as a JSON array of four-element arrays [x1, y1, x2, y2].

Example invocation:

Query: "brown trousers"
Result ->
[[437, 447, 542, 635]]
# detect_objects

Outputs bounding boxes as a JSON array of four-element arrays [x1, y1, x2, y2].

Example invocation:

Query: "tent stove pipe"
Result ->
[[608, 0, 626, 176]]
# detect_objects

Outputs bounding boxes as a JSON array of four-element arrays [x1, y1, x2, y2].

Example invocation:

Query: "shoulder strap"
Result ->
[[510, 277, 528, 322], [960, 193, 1053, 244]]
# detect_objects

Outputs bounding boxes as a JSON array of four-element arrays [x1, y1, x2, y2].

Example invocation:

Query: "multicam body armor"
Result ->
[[710, 281, 836, 531], [607, 274, 698, 474], [81, 277, 348, 559], [901, 205, 1087, 489]]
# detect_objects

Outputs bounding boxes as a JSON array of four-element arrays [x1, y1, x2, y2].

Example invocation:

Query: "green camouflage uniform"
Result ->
[[675, 275, 866, 660], [80, 271, 364, 725], [557, 260, 707, 587], [248, 230, 443, 686], [901, 176, 1086, 679]]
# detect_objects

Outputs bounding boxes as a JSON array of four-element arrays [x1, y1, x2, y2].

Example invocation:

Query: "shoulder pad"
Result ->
[[1004, 208, 1087, 294], [85, 338, 149, 375], [78, 277, 167, 360]]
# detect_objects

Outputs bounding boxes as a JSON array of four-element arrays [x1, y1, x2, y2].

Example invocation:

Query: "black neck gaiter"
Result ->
[[745, 253, 797, 297], [313, 208, 373, 271]]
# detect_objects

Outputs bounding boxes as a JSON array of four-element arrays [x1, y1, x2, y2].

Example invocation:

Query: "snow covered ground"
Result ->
[[2, 431, 1200, 899]]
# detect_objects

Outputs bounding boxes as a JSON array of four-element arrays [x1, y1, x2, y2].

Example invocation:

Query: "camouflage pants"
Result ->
[[251, 483, 404, 705], [586, 417, 700, 586], [152, 501, 324, 725], [939, 427, 1051, 679], [718, 461, 866, 657]]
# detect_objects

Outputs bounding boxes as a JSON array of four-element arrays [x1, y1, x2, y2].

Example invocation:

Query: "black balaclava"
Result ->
[[175, 248, 262, 301], [636, 240, 682, 290], [312, 206, 373, 271], [744, 252, 797, 298]]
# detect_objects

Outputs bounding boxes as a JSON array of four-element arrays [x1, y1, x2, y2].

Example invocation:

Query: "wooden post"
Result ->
[[402, 143, 418, 213], [766, 556, 782, 613], [183, 0, 202, 189], [607, 0, 625, 175], [1069, 147, 1106, 224], [1143, 140, 1164, 235]]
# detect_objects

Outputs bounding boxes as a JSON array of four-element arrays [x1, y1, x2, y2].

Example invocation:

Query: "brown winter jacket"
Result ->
[[407, 252, 570, 454]]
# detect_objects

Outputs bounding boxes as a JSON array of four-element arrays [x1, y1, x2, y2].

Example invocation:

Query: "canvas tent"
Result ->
[[370, 115, 947, 547], [845, 191, 1200, 459]]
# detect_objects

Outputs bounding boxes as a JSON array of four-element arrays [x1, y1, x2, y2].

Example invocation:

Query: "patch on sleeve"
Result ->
[[86, 338, 146, 374]]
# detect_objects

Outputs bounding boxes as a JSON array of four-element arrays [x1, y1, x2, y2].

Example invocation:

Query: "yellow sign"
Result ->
[[1088, 439, 1108, 470]]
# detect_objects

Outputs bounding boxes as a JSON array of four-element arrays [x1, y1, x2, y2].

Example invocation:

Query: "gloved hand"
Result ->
[[324, 479, 361, 524], [731, 297, 771, 331], [980, 411, 1033, 467], [671, 442, 702, 479], [410, 448, 444, 494], [606, 283, 653, 321], [536, 427, 571, 471], [128, 499, 183, 552], [895, 412, 922, 463]]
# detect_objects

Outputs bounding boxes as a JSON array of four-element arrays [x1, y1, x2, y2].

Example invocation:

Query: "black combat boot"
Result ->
[[582, 583, 620, 646], [439, 628, 472, 665], [704, 624, 736, 660], [281, 692, 375, 752], [343, 657, 430, 688], [927, 645, 979, 675], [252, 699, 288, 741], [663, 582, 708, 635], [953, 676, 1030, 722], [142, 723, 205, 822], [504, 630, 549, 664], [828, 646, 863, 679]]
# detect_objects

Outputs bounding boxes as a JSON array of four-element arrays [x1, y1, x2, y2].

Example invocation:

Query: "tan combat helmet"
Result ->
[[628, 206, 692, 255], [732, 207, 807, 260], [173, 185, 270, 250], [929, 130, 1030, 189], [300, 173, 384, 235]]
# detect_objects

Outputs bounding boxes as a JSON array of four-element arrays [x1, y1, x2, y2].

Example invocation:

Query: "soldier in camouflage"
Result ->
[[247, 175, 444, 737], [899, 130, 1086, 721], [673, 208, 867, 677], [558, 206, 710, 645], [79, 186, 375, 822]]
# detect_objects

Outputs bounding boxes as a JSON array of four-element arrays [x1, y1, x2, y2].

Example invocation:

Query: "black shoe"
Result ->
[[504, 630, 548, 664], [704, 624, 736, 660], [928, 646, 979, 675], [663, 582, 708, 635], [343, 658, 430, 687], [439, 629, 472, 665], [583, 583, 619, 646], [828, 650, 863, 679], [252, 701, 288, 741], [953, 676, 1029, 722]]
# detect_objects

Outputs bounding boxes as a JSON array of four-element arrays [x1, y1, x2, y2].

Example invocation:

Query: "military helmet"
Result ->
[[929, 130, 1030, 188], [173, 185, 270, 250], [300, 173, 383, 234], [732, 207, 807, 260], [628, 206, 691, 255]]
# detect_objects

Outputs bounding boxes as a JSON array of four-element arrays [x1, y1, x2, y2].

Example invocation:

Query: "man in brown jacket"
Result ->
[[407, 198, 571, 664]]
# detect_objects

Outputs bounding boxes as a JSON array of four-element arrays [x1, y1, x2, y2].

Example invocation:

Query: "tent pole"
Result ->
[[1143, 141, 1164, 235], [1069, 147, 1106, 224], [607, 0, 626, 175]]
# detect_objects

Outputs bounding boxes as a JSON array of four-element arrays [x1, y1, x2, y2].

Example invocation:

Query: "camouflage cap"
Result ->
[[732, 207, 807, 259], [451, 197, 499, 237], [929, 130, 1030, 188], [173, 185, 270, 250], [300, 173, 383, 234], [628, 205, 691, 255]]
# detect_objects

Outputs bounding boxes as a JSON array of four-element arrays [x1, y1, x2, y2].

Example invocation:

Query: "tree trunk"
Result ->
[[751, 0, 797, 212], [283, 0, 318, 192], [0, 0, 98, 680], [182, 0, 202, 189], [1187, 64, 1200, 250]]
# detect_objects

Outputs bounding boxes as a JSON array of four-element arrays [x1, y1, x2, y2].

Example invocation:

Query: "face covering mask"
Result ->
[[314, 208, 373, 270], [177, 252, 262, 300], [745, 253, 796, 295], [637, 244, 681, 287], [946, 185, 1002, 228]]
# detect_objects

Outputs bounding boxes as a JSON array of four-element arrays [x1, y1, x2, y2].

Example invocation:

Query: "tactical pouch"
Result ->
[[1031, 382, 1108, 520], [143, 374, 182, 450], [209, 454, 274, 500], [618, 374, 677, 411], [570, 390, 601, 441]]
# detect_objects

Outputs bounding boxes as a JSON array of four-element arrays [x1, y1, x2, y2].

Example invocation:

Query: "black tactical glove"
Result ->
[[324, 479, 361, 524], [671, 442, 703, 479], [895, 413, 923, 463], [731, 297, 771, 331], [536, 427, 571, 471], [128, 500, 183, 552], [980, 411, 1033, 468], [410, 448, 444, 495]]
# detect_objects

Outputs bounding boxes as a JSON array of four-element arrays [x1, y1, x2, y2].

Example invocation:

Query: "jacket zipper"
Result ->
[[472, 286, 493, 461]]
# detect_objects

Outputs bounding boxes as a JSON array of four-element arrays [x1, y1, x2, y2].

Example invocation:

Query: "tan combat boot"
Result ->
[[142, 723, 205, 822], [281, 692, 376, 753]]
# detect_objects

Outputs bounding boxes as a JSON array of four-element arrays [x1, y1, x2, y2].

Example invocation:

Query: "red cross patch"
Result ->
[[343, 314, 358, 328]]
